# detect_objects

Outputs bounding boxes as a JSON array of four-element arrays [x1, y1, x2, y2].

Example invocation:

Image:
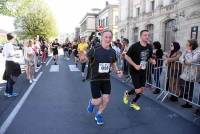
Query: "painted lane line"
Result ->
[[68, 65, 80, 72], [49, 65, 59, 72], [0, 72, 43, 134], [46, 57, 53, 66]]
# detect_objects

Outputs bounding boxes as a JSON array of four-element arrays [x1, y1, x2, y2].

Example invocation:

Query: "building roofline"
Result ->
[[98, 4, 119, 15], [80, 13, 98, 25]]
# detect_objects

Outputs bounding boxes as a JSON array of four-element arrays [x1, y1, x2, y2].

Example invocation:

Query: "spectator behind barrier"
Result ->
[[152, 41, 164, 94], [164, 42, 182, 102], [179, 39, 200, 108]]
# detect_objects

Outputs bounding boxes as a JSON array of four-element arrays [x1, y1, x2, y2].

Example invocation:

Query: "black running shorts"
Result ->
[[90, 80, 111, 99], [53, 50, 58, 55], [130, 71, 146, 89]]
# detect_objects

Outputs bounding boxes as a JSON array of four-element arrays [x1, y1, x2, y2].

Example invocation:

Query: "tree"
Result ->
[[14, 0, 58, 40], [0, 36, 7, 44], [0, 0, 33, 16]]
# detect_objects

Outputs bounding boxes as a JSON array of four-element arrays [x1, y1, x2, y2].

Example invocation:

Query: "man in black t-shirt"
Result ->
[[62, 42, 68, 59], [86, 30, 123, 125], [67, 42, 72, 58], [51, 39, 60, 65], [123, 30, 156, 111]]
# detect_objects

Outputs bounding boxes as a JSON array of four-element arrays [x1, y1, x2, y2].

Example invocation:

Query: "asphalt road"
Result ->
[[0, 55, 199, 134]]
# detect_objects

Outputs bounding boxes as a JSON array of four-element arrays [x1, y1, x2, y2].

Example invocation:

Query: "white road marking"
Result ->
[[0, 72, 43, 134], [46, 57, 53, 66], [49, 65, 59, 72], [69, 65, 80, 72], [0, 86, 5, 92]]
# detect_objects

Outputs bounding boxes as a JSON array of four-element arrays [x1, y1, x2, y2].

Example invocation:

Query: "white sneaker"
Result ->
[[29, 80, 33, 83], [4, 92, 9, 97], [44, 62, 46, 63]]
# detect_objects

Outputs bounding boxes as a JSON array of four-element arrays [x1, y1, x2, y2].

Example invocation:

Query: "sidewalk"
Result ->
[[111, 73, 200, 127]]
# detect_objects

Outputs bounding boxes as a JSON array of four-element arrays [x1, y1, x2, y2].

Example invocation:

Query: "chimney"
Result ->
[[106, 1, 109, 7]]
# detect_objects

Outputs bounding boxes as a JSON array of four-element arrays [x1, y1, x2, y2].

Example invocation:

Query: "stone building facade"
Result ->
[[97, 2, 119, 41], [119, 0, 200, 51]]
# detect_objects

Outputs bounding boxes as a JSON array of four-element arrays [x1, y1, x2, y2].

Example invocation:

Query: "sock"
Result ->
[[132, 93, 142, 103]]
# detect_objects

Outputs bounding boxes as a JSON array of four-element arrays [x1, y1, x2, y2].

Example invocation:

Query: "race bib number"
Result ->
[[140, 61, 147, 70], [98, 63, 110, 73]]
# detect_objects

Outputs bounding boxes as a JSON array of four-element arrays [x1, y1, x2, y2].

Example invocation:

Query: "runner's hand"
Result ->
[[117, 70, 123, 78], [151, 59, 156, 65], [134, 65, 141, 71]]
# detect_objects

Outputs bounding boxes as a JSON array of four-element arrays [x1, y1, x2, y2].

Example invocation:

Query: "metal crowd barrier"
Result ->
[[146, 59, 200, 107]]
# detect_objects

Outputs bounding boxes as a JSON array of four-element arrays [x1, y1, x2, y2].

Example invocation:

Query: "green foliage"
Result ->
[[14, 0, 58, 40], [0, 0, 33, 16], [0, 36, 7, 44]]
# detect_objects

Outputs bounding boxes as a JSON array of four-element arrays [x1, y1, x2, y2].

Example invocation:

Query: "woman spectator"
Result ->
[[3, 33, 21, 97], [179, 39, 200, 108], [33, 38, 40, 72], [25, 40, 35, 83], [121, 38, 129, 76], [152, 41, 164, 94], [164, 42, 182, 101], [41, 41, 47, 63], [112, 41, 121, 67]]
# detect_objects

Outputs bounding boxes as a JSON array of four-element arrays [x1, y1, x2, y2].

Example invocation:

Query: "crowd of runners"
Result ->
[[2, 28, 200, 126]]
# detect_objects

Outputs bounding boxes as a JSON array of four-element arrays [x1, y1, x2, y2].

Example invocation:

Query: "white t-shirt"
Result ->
[[24, 47, 34, 60], [2, 42, 16, 61]]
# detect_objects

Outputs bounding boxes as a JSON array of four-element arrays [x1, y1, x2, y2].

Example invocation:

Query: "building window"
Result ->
[[102, 19, 104, 27], [151, 0, 155, 11], [146, 24, 154, 43], [133, 27, 139, 42], [164, 19, 176, 51], [106, 17, 109, 27], [115, 32, 118, 40], [136, 7, 140, 17], [115, 16, 119, 25]]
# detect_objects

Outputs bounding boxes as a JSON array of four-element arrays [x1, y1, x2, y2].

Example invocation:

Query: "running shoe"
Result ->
[[7, 93, 19, 98], [123, 90, 129, 105], [87, 99, 94, 113], [4, 92, 9, 97], [29, 80, 33, 84], [130, 102, 141, 111], [95, 113, 104, 125]]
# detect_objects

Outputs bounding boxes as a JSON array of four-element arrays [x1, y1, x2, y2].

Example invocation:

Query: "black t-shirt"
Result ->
[[87, 46, 117, 81], [126, 42, 153, 73], [67, 43, 72, 50], [52, 42, 59, 51], [62, 43, 68, 51], [153, 49, 163, 67]]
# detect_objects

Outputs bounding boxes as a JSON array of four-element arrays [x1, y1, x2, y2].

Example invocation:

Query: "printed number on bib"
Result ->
[[98, 63, 110, 73]]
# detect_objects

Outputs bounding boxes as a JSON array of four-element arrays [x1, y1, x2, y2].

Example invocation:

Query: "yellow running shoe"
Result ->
[[130, 103, 141, 111], [123, 90, 129, 105]]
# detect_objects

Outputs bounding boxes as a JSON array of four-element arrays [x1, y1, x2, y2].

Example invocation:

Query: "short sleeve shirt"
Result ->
[[126, 42, 153, 73], [87, 46, 117, 81]]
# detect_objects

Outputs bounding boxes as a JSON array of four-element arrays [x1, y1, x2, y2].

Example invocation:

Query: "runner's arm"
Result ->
[[125, 54, 138, 69], [111, 63, 120, 73]]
